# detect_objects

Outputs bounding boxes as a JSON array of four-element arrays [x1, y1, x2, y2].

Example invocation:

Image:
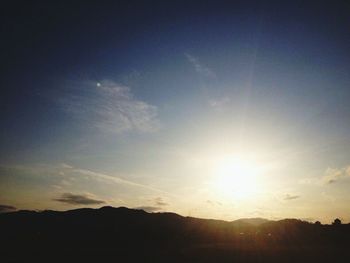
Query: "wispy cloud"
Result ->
[[53, 193, 105, 205], [0, 163, 173, 198], [134, 206, 162, 213], [153, 197, 168, 206], [61, 163, 73, 169], [299, 166, 350, 186], [208, 97, 230, 111], [61, 80, 160, 133], [140, 197, 169, 212], [67, 165, 171, 195], [185, 53, 216, 78], [322, 167, 350, 184], [283, 194, 300, 201], [0, 204, 16, 213]]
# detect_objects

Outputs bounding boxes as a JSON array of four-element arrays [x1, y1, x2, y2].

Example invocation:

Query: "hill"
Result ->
[[1, 206, 349, 262]]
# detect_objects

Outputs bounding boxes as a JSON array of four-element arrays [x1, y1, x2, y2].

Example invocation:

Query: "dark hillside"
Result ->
[[1, 207, 349, 262]]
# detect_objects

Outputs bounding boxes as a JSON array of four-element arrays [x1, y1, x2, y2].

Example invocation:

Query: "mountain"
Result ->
[[232, 217, 270, 226], [1, 206, 349, 262]]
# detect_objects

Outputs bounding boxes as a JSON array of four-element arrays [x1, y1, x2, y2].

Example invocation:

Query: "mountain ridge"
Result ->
[[0, 206, 304, 226], [1, 206, 349, 262]]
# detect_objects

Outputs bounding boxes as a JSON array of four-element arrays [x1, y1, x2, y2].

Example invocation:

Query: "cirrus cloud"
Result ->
[[61, 80, 160, 133], [185, 53, 216, 78]]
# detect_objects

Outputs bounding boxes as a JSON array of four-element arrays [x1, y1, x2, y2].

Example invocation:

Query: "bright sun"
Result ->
[[213, 156, 261, 200]]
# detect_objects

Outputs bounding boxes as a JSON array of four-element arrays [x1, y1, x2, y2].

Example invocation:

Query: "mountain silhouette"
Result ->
[[232, 217, 270, 226], [1, 206, 349, 262]]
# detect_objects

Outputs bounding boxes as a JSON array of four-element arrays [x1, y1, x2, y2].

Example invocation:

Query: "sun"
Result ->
[[212, 156, 260, 200]]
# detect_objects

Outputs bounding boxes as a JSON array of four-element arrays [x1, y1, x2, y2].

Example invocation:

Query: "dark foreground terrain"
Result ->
[[1, 206, 349, 262]]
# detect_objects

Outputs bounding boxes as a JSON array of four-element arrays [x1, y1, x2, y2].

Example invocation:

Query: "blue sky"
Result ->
[[1, 1, 350, 222]]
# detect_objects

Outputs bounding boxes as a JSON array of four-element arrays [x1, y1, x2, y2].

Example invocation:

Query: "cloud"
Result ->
[[299, 166, 350, 186], [134, 206, 162, 212], [283, 194, 300, 200], [61, 163, 73, 169], [68, 166, 172, 196], [0, 204, 16, 213], [322, 167, 350, 184], [185, 53, 216, 78], [53, 193, 105, 205], [61, 80, 160, 133], [143, 197, 169, 210], [0, 163, 173, 199], [209, 97, 230, 111], [153, 197, 168, 206]]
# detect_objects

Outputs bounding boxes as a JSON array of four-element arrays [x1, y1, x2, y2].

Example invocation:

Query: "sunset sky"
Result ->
[[1, 1, 350, 223]]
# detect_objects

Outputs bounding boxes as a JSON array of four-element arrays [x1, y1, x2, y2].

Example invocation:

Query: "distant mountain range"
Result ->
[[1, 206, 349, 262], [232, 217, 271, 226]]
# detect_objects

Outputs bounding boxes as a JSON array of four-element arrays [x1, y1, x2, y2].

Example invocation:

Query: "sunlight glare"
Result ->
[[212, 156, 261, 200]]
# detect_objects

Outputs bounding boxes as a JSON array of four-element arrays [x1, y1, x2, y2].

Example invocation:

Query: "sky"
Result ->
[[1, 1, 350, 223]]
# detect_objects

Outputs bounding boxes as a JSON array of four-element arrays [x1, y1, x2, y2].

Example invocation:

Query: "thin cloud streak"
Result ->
[[66, 165, 174, 196], [0, 163, 174, 198], [61, 80, 160, 133], [185, 53, 216, 78], [283, 194, 300, 201], [53, 193, 105, 205]]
